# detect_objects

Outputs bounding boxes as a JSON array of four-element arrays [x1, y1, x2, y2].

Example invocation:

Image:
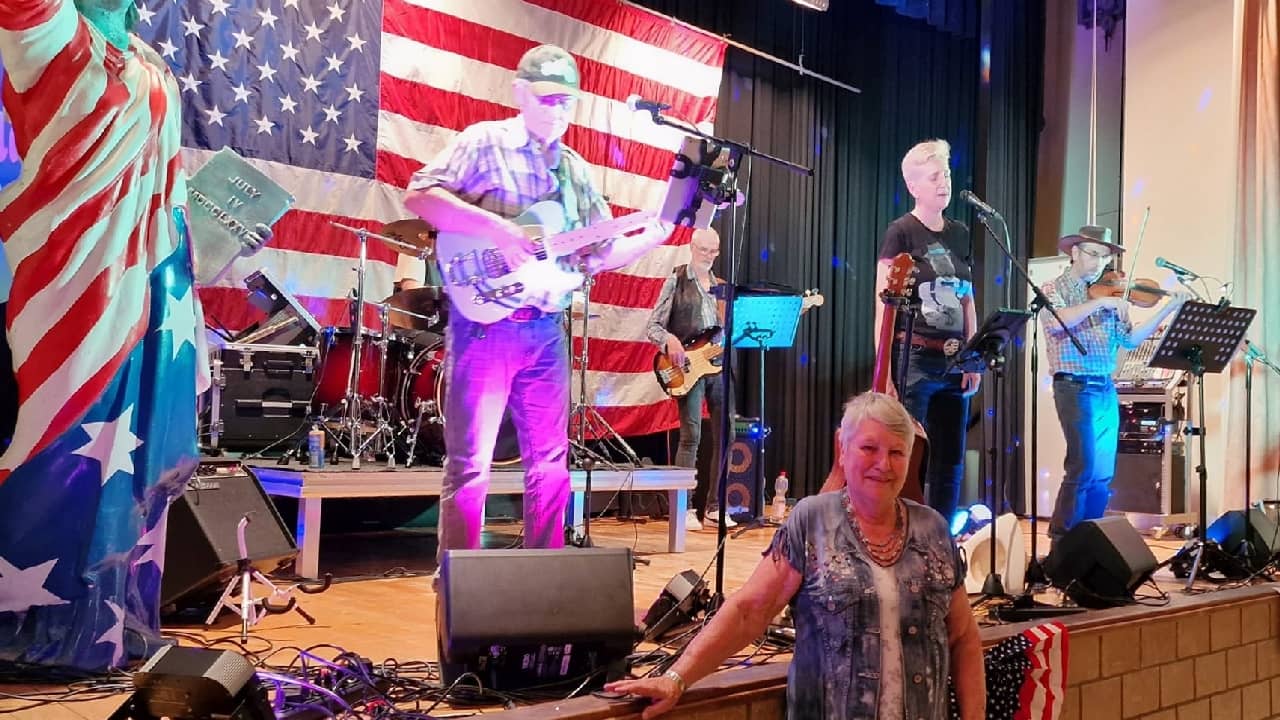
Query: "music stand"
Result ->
[[725, 291, 803, 536], [946, 309, 1032, 605], [1152, 301, 1255, 589]]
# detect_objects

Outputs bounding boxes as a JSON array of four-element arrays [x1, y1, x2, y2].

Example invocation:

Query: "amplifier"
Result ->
[[1110, 395, 1187, 520], [206, 343, 318, 450]]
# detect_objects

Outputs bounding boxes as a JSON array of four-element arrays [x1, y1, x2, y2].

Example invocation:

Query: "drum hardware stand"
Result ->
[[569, 273, 642, 469], [205, 514, 332, 641], [328, 222, 431, 469]]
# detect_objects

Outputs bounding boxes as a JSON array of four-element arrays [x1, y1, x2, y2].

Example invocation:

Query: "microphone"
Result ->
[[1154, 256, 1201, 279], [958, 190, 1000, 217], [625, 94, 672, 114]]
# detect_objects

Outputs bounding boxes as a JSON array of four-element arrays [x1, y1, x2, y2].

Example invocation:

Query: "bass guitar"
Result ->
[[654, 291, 824, 396], [872, 253, 928, 505], [435, 201, 658, 324]]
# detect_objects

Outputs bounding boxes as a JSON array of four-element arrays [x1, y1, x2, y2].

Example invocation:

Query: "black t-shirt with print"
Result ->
[[878, 213, 973, 341]]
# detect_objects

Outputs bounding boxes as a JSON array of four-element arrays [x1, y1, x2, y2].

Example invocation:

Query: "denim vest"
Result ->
[[665, 264, 718, 343], [768, 493, 962, 719]]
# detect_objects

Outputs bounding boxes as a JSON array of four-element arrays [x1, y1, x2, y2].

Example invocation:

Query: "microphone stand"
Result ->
[[970, 210, 1090, 621], [636, 106, 811, 603], [1244, 341, 1280, 506]]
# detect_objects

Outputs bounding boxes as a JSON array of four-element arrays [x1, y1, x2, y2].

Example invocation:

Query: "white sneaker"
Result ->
[[705, 509, 738, 529], [685, 509, 702, 531]]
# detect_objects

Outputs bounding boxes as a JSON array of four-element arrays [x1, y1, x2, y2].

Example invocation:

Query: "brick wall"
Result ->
[[1060, 592, 1280, 720]]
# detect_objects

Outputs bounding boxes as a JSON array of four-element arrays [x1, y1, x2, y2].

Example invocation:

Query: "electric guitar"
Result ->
[[873, 253, 928, 505], [654, 291, 825, 396], [434, 201, 658, 324]]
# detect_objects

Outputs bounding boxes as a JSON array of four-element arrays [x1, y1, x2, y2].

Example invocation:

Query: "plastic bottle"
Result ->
[[308, 426, 326, 469], [771, 471, 789, 521]]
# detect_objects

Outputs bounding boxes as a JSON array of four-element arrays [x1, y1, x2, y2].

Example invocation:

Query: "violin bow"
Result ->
[[1123, 206, 1152, 304]]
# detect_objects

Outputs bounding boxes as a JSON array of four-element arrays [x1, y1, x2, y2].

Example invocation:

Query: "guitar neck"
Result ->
[[871, 305, 897, 393], [540, 211, 656, 258]]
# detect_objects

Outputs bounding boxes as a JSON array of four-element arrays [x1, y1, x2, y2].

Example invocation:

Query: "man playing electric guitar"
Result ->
[[404, 45, 671, 560], [646, 228, 734, 531]]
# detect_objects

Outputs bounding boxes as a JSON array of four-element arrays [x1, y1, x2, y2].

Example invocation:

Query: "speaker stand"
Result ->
[[205, 515, 330, 640]]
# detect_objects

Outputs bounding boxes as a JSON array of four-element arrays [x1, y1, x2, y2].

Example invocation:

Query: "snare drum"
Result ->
[[398, 341, 520, 465], [314, 327, 411, 410]]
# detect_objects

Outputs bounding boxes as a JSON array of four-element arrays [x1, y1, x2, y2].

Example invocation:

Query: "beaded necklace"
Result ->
[[847, 495, 908, 567]]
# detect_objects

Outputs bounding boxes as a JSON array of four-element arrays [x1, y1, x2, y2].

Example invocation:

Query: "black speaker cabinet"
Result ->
[[1206, 508, 1280, 573], [436, 548, 636, 691], [207, 343, 318, 450], [161, 463, 297, 608], [1043, 516, 1157, 608], [723, 417, 763, 519]]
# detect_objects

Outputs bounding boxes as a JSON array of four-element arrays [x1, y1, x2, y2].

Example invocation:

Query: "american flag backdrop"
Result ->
[[135, 0, 728, 437]]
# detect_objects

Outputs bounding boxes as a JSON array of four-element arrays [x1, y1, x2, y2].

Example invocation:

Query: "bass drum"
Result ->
[[314, 327, 410, 411], [398, 342, 521, 466]]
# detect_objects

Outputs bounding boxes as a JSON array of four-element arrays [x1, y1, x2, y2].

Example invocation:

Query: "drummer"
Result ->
[[389, 255, 445, 346], [394, 254, 440, 293]]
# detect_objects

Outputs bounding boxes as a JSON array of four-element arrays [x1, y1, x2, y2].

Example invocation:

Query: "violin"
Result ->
[[1088, 269, 1171, 308]]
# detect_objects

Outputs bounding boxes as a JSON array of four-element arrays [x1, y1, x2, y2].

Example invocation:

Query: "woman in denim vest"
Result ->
[[606, 392, 985, 719]]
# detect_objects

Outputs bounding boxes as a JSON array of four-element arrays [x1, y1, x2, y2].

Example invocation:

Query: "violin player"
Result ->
[[1039, 225, 1190, 549]]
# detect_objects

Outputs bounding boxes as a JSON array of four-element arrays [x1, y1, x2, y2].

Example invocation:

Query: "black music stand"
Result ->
[[725, 291, 804, 537], [1153, 301, 1255, 589], [946, 309, 1032, 606]]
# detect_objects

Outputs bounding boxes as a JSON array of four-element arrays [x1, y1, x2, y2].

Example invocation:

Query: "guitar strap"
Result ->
[[553, 156, 582, 231]]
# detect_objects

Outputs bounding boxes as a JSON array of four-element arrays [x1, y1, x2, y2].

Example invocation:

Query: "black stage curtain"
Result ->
[[632, 0, 1044, 500]]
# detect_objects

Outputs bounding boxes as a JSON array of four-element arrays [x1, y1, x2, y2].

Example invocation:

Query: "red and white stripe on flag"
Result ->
[[1016, 621, 1069, 720]]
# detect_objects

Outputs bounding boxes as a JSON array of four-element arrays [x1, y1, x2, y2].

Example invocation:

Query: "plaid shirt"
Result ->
[[1039, 269, 1131, 376], [408, 116, 611, 311]]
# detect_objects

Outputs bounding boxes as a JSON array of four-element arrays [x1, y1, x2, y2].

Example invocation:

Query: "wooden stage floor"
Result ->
[[0, 514, 1245, 719]]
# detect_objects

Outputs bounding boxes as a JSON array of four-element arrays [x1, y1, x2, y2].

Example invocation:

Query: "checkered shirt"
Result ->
[[1039, 269, 1131, 376], [408, 116, 611, 312]]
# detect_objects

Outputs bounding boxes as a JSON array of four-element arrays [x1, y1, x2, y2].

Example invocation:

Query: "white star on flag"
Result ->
[[208, 0, 230, 16], [93, 601, 126, 668], [300, 74, 322, 95], [257, 7, 279, 28], [300, 126, 319, 145], [257, 62, 277, 83], [283, 0, 299, 8], [205, 105, 227, 126], [208, 50, 230, 72], [157, 286, 198, 360], [281, 42, 300, 62], [73, 405, 144, 486], [134, 3, 155, 25], [133, 517, 167, 572], [303, 22, 323, 41], [179, 15, 204, 37], [232, 28, 253, 49], [322, 105, 341, 124], [347, 34, 366, 52], [325, 53, 344, 73], [254, 116, 275, 134], [157, 39, 178, 60], [178, 73, 201, 94], [0, 556, 68, 613], [327, 2, 345, 21], [345, 84, 364, 103], [342, 133, 362, 153], [231, 83, 253, 104], [279, 95, 298, 114]]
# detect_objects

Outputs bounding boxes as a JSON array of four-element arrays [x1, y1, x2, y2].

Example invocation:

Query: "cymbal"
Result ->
[[382, 286, 447, 332], [378, 219, 438, 256]]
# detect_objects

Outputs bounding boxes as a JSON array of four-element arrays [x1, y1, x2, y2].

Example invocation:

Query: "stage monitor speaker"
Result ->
[[960, 513, 1025, 594], [109, 646, 272, 720], [161, 463, 297, 609], [721, 417, 763, 519], [641, 569, 708, 641], [437, 548, 637, 691], [1205, 508, 1280, 574], [1043, 516, 1157, 608]]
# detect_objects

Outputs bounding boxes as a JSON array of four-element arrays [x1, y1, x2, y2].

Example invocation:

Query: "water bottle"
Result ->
[[308, 426, 326, 469], [771, 471, 789, 521]]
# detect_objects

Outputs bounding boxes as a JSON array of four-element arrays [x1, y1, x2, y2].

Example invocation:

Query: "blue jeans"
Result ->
[[675, 373, 727, 517], [1048, 375, 1119, 543], [895, 345, 969, 522], [438, 313, 570, 562]]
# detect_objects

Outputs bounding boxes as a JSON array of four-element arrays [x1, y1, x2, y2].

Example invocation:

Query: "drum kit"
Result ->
[[310, 219, 524, 469]]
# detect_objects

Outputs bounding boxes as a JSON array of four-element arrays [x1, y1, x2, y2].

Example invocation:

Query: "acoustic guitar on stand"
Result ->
[[872, 254, 928, 505], [654, 290, 824, 396]]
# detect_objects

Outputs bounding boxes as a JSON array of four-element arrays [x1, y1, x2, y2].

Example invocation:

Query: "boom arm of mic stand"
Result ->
[[976, 214, 1087, 356], [642, 111, 814, 178]]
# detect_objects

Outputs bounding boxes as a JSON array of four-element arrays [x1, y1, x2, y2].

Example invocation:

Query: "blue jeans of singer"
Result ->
[[1048, 375, 1119, 543], [894, 344, 969, 523], [438, 313, 570, 563], [675, 373, 727, 517]]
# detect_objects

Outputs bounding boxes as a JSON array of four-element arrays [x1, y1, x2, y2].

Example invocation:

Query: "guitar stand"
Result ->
[[206, 515, 332, 641]]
